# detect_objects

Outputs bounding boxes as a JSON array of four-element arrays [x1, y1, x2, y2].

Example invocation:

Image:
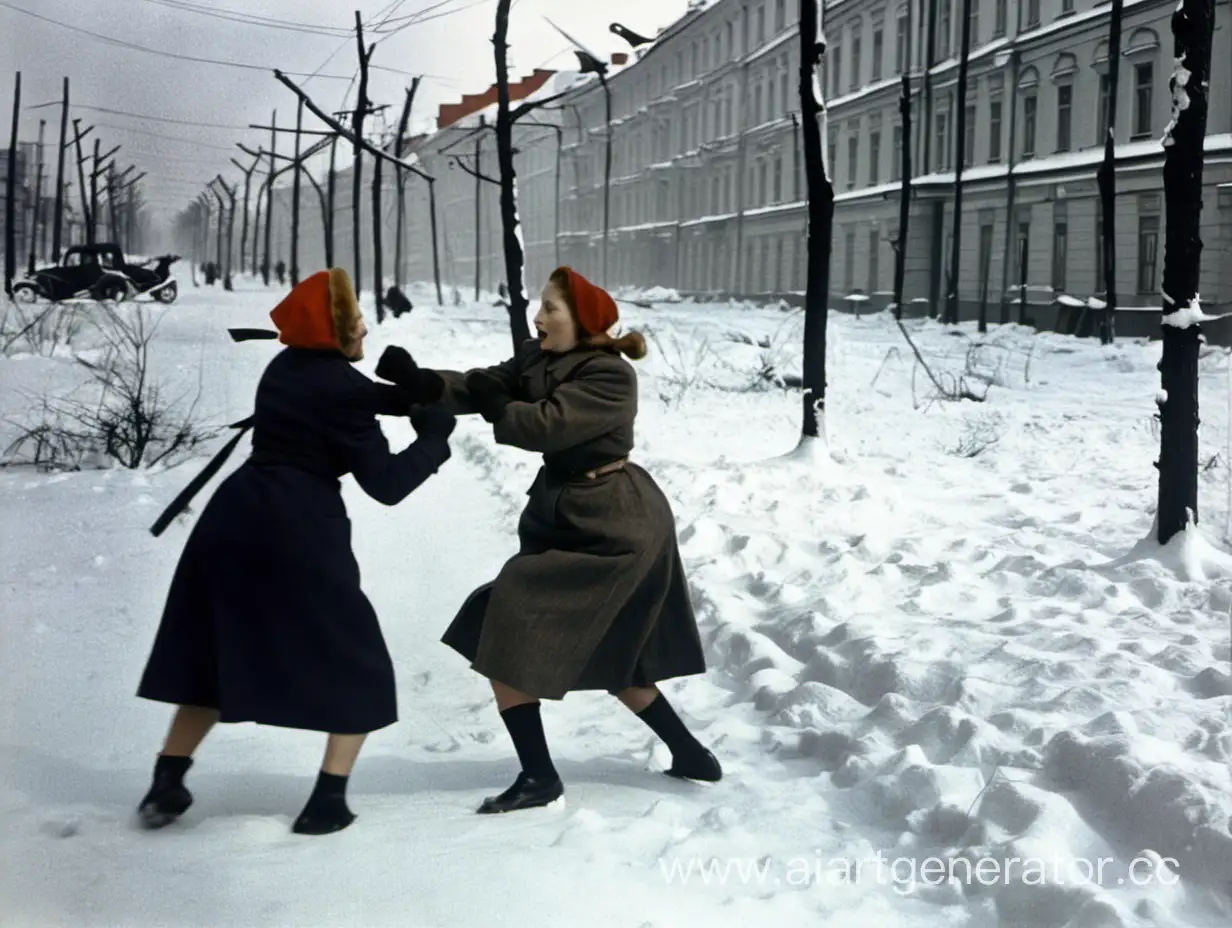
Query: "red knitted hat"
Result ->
[[555, 266, 618, 336]]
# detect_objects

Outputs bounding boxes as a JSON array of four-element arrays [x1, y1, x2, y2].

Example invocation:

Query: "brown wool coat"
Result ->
[[435, 339, 706, 699]]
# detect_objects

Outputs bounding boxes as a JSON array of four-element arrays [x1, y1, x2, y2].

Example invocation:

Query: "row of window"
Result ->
[[824, 211, 1161, 296], [825, 0, 1088, 96], [826, 58, 1155, 188], [669, 206, 1162, 296]]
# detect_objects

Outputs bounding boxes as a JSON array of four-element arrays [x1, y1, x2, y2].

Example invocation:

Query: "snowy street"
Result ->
[[1, 282, 1231, 928]]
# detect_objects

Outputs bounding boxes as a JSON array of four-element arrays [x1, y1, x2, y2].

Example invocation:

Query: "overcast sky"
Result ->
[[1, 0, 691, 224]]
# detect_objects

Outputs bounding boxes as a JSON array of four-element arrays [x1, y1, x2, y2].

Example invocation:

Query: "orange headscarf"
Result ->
[[269, 268, 357, 350]]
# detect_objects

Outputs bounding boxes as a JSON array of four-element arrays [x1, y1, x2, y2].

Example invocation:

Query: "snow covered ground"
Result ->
[[1, 279, 1230, 928]]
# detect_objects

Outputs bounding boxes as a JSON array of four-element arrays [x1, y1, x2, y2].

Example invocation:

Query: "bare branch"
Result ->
[[511, 88, 576, 123], [450, 155, 500, 186], [273, 69, 434, 182]]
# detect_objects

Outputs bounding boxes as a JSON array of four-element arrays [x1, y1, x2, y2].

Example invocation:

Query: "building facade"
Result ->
[[283, 0, 1232, 329]]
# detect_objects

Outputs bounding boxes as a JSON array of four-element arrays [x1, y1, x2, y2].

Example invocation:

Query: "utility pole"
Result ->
[[71, 120, 92, 245], [4, 71, 20, 297], [352, 11, 374, 298], [474, 115, 483, 300], [27, 119, 46, 274], [263, 109, 275, 285], [291, 99, 303, 286], [394, 79, 420, 292], [89, 141, 120, 244], [51, 77, 69, 262]]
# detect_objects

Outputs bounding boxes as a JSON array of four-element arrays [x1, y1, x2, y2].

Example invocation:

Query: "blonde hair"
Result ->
[[548, 267, 648, 361]]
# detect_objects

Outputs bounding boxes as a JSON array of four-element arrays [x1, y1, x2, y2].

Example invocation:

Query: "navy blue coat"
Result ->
[[137, 348, 451, 734]]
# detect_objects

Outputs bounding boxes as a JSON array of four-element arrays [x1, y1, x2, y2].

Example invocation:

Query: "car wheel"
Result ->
[[154, 282, 178, 304], [13, 282, 40, 304]]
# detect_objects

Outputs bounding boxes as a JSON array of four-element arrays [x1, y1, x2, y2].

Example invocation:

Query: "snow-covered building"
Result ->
[[291, 0, 1231, 334]]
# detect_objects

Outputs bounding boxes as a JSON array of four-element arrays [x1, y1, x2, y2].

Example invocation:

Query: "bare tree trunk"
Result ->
[[1156, 0, 1213, 545], [72, 121, 91, 245], [212, 185, 225, 284], [200, 197, 212, 279], [263, 110, 275, 285], [52, 77, 69, 262], [372, 128, 385, 322], [4, 70, 18, 297], [474, 116, 483, 301], [1096, 0, 1124, 345], [892, 0, 914, 324], [352, 11, 372, 299], [600, 74, 612, 289], [921, 0, 938, 318], [799, 0, 834, 441], [393, 80, 419, 292], [223, 182, 237, 290], [108, 164, 121, 246], [946, 0, 974, 327], [291, 99, 303, 286], [428, 179, 443, 305], [252, 176, 263, 278], [90, 139, 102, 246], [999, 52, 1021, 324], [213, 177, 236, 290], [233, 157, 257, 276], [493, 0, 534, 352], [327, 135, 337, 268], [552, 125, 562, 267], [27, 119, 45, 275]]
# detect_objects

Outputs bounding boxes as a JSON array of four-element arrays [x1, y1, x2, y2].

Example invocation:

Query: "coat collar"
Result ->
[[524, 340, 609, 381]]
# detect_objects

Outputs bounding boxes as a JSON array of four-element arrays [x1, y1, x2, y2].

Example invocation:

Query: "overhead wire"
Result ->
[[125, 0, 357, 37], [27, 101, 247, 131], [0, 1, 356, 79]]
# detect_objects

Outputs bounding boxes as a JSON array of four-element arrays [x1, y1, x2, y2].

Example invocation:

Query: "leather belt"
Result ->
[[582, 458, 628, 480]]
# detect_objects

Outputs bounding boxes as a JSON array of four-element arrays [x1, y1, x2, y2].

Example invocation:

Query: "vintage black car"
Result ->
[[13, 244, 179, 304]]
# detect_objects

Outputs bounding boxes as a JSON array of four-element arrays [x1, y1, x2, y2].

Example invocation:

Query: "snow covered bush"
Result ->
[[4, 305, 218, 470], [1, 302, 87, 357], [948, 411, 1007, 458]]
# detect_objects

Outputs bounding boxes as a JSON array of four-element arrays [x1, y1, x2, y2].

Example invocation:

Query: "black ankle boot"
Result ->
[[137, 754, 194, 829], [293, 771, 357, 836], [477, 772, 565, 814]]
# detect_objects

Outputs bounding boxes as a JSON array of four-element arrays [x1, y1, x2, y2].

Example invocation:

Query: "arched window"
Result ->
[[1051, 53, 1077, 81], [1126, 28, 1160, 57]]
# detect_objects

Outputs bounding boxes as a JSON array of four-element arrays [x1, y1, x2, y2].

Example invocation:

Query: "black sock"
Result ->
[[635, 693, 707, 760], [293, 771, 356, 835], [499, 702, 558, 780]]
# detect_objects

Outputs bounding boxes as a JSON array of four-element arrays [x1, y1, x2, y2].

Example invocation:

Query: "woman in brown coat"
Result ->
[[375, 267, 721, 813]]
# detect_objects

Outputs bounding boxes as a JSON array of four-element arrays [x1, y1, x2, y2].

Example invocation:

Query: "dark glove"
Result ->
[[375, 346, 444, 404], [465, 370, 513, 424], [410, 403, 456, 439]]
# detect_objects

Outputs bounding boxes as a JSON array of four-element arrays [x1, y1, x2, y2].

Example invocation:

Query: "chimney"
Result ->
[[611, 52, 629, 66]]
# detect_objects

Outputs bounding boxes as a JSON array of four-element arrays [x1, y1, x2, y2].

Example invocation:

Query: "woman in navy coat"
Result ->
[[135, 267, 456, 835]]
